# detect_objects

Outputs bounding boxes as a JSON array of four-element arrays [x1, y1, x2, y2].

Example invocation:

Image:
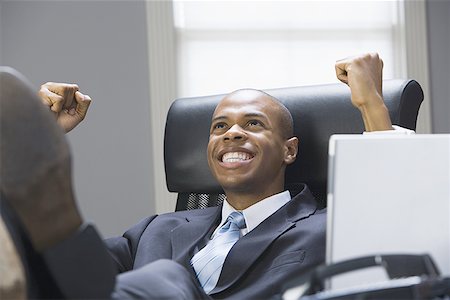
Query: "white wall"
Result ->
[[0, 0, 156, 238]]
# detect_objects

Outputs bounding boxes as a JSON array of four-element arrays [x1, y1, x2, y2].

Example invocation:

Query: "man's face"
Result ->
[[207, 90, 297, 196]]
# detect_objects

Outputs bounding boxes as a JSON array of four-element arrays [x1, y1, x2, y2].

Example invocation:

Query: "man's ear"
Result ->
[[284, 137, 298, 165]]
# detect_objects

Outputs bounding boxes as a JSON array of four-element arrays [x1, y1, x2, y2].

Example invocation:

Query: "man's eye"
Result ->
[[248, 120, 262, 127], [214, 123, 226, 129]]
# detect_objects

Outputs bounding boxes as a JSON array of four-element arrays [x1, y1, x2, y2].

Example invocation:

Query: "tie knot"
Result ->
[[227, 211, 246, 229]]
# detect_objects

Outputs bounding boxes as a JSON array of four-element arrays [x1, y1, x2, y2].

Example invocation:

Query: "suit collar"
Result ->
[[211, 183, 317, 294], [285, 183, 317, 222], [171, 206, 221, 270], [170, 184, 317, 294]]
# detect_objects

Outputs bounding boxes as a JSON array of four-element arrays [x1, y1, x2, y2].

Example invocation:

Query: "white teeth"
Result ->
[[222, 152, 252, 163]]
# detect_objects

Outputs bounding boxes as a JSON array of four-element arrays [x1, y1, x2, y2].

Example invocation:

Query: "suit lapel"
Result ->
[[171, 206, 221, 273], [211, 184, 317, 294]]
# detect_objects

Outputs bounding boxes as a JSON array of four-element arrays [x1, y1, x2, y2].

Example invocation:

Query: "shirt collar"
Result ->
[[217, 190, 291, 236]]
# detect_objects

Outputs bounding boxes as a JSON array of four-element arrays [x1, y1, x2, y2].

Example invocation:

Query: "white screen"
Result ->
[[327, 134, 450, 290]]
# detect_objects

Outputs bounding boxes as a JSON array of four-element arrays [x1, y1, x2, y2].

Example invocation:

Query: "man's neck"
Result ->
[[225, 189, 284, 210]]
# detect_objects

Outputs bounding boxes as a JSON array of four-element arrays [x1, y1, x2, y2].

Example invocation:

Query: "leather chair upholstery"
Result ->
[[164, 80, 423, 210]]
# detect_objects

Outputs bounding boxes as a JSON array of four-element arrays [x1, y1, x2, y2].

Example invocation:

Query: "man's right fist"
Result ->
[[38, 82, 92, 133]]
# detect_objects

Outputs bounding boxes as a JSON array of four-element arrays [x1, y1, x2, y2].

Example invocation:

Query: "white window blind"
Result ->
[[173, 0, 404, 98]]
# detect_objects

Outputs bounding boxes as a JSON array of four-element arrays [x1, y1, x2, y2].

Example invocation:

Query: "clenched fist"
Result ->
[[38, 82, 91, 133], [335, 53, 392, 131]]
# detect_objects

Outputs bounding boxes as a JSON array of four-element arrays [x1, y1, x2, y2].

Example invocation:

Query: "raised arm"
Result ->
[[335, 53, 393, 132], [38, 82, 92, 133]]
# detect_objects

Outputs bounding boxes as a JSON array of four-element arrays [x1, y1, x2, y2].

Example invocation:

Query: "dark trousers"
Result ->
[[113, 259, 210, 300]]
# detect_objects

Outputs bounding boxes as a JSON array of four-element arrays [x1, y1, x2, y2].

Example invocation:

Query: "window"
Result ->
[[173, 0, 403, 98]]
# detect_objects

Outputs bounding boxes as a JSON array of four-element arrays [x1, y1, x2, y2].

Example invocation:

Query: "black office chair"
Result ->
[[164, 80, 423, 211]]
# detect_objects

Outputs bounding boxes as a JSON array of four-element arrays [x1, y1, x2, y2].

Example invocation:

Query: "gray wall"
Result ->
[[427, 0, 450, 133], [0, 0, 155, 238]]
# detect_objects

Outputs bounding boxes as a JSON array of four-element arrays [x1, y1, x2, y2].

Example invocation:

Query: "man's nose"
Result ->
[[223, 124, 247, 141]]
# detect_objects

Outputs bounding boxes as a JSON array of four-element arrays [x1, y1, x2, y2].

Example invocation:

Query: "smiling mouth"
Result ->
[[221, 151, 254, 163]]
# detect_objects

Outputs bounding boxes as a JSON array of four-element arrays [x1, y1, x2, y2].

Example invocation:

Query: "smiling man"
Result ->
[[207, 89, 298, 209], [107, 87, 325, 299], [1, 53, 404, 299]]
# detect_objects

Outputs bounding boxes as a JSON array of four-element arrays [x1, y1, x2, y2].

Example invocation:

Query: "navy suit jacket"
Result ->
[[105, 184, 326, 299]]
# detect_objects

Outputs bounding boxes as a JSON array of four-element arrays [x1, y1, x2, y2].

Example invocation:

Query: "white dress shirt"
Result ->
[[212, 190, 291, 238]]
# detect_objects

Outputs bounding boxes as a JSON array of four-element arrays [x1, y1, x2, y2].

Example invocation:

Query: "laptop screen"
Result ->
[[326, 134, 450, 289]]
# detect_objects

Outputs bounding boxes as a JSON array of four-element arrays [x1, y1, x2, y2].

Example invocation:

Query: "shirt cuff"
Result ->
[[363, 125, 415, 135]]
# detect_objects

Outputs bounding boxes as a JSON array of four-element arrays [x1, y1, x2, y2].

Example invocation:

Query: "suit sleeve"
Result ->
[[104, 215, 157, 273]]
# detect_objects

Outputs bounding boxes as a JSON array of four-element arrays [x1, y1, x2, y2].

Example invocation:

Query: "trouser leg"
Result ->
[[112, 259, 210, 300]]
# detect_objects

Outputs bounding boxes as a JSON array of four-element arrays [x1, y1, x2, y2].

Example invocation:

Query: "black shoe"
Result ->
[[0, 66, 81, 252]]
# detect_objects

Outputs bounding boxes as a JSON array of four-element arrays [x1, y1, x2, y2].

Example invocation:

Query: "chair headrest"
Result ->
[[164, 79, 423, 203]]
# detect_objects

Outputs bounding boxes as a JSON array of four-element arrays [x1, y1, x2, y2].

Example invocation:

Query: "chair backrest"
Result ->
[[164, 79, 423, 211]]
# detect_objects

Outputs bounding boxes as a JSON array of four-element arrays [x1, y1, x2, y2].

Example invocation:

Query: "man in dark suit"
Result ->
[[104, 87, 327, 299], [1, 53, 395, 299]]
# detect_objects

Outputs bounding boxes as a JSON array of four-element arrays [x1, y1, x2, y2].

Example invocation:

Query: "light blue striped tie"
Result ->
[[191, 211, 246, 294]]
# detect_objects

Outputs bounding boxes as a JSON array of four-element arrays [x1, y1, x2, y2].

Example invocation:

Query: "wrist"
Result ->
[[358, 98, 393, 131], [354, 92, 384, 109]]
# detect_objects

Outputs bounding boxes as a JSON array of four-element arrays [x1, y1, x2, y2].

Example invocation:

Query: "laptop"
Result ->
[[326, 134, 450, 290]]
